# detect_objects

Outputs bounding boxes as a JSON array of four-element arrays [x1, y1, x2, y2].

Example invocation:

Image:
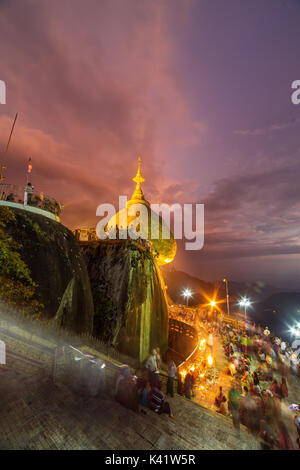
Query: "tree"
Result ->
[[0, 207, 43, 314]]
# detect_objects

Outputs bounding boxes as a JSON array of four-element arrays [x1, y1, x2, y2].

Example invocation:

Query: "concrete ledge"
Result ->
[[0, 200, 60, 222]]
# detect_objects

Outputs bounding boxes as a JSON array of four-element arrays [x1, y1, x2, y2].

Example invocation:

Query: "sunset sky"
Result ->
[[0, 0, 300, 287]]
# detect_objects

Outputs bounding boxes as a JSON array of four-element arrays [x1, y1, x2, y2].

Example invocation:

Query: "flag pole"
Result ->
[[0, 112, 18, 183], [24, 157, 32, 206]]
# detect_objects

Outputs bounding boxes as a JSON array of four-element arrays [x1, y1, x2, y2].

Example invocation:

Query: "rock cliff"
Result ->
[[81, 240, 169, 362], [1, 206, 94, 334]]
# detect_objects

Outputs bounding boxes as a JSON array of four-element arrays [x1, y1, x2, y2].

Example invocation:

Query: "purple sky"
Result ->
[[0, 0, 300, 287]]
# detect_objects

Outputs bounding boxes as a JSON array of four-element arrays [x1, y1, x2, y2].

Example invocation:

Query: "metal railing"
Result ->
[[0, 183, 62, 216]]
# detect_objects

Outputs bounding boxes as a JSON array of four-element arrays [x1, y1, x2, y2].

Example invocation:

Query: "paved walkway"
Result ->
[[0, 366, 260, 450], [0, 316, 262, 450], [191, 332, 233, 411]]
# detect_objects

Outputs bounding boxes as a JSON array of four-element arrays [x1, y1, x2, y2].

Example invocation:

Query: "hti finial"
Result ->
[[128, 156, 149, 207], [133, 156, 145, 185]]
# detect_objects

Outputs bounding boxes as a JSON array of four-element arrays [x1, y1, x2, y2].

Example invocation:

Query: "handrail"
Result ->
[[0, 183, 62, 216], [178, 336, 199, 369]]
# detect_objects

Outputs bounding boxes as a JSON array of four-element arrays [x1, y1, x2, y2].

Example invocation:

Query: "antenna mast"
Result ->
[[0, 112, 18, 183]]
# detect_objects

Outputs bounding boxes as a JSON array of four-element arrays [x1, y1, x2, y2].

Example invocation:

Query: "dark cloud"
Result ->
[[0, 0, 300, 286]]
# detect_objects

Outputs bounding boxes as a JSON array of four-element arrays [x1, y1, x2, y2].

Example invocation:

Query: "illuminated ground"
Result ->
[[192, 331, 300, 413]]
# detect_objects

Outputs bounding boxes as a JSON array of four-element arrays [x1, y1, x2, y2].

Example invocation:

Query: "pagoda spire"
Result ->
[[127, 156, 149, 207]]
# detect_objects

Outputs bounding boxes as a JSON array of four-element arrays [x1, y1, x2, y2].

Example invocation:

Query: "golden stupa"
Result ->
[[107, 157, 176, 265]]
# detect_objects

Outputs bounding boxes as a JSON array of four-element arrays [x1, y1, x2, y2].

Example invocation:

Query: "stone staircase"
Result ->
[[0, 318, 261, 450], [0, 365, 260, 450]]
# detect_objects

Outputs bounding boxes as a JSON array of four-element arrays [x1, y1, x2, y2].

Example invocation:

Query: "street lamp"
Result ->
[[239, 297, 251, 320], [182, 288, 192, 307], [290, 324, 300, 337], [223, 278, 230, 317], [210, 300, 216, 308]]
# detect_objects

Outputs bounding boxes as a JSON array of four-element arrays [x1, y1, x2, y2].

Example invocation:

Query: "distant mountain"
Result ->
[[251, 292, 300, 340], [161, 268, 300, 339], [161, 268, 285, 307]]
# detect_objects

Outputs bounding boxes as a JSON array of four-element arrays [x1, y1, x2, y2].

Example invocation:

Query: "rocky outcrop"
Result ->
[[2, 207, 94, 334], [81, 240, 169, 362]]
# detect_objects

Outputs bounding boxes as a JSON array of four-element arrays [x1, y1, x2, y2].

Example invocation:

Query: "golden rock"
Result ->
[[107, 157, 176, 265]]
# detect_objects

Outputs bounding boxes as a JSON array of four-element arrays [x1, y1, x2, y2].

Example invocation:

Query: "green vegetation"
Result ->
[[0, 207, 43, 315], [21, 214, 50, 241]]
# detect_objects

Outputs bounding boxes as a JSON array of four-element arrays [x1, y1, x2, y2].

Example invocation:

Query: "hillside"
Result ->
[[161, 268, 283, 307], [251, 291, 300, 340]]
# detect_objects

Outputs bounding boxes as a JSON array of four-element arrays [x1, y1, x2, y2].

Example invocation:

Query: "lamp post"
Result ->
[[239, 297, 251, 320], [210, 299, 217, 320], [290, 325, 300, 337], [182, 288, 192, 307], [223, 278, 230, 317]]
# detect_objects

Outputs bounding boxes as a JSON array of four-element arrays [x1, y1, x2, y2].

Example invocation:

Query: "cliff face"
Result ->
[[81, 240, 169, 362], [2, 207, 94, 334]]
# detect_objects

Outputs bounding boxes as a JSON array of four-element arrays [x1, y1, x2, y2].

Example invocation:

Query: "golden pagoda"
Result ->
[[107, 157, 176, 265]]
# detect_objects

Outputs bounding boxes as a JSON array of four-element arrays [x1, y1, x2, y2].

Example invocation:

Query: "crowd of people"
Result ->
[[169, 306, 196, 324], [114, 308, 300, 450], [213, 318, 300, 449], [115, 348, 175, 419]]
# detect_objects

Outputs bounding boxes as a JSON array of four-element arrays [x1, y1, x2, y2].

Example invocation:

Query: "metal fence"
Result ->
[[0, 183, 62, 216]]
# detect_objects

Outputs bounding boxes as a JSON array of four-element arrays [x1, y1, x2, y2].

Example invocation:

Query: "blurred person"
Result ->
[[277, 420, 294, 450], [115, 368, 139, 412], [241, 333, 247, 354], [258, 419, 278, 450], [294, 413, 300, 442], [280, 341, 286, 353], [145, 349, 158, 387], [228, 382, 241, 431], [218, 396, 228, 416], [215, 386, 224, 408], [138, 379, 151, 413], [207, 331, 214, 353], [166, 360, 176, 398], [241, 369, 251, 391], [149, 383, 174, 418], [155, 348, 161, 369], [269, 379, 281, 399], [115, 367, 131, 396], [177, 372, 183, 395], [280, 377, 288, 399], [184, 372, 193, 399], [252, 371, 260, 386]]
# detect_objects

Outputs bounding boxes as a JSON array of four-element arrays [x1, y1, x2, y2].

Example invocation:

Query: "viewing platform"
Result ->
[[0, 183, 62, 222]]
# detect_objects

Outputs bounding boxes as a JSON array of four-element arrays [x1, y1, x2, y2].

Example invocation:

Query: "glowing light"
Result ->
[[182, 288, 193, 306], [189, 365, 195, 372], [182, 288, 192, 299], [210, 300, 216, 307], [181, 369, 187, 378], [207, 355, 214, 367], [239, 297, 251, 307]]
